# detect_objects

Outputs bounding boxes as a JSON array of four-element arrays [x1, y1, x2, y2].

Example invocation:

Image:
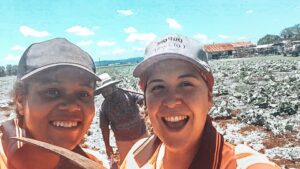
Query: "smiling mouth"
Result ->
[[162, 115, 189, 131], [51, 121, 80, 128]]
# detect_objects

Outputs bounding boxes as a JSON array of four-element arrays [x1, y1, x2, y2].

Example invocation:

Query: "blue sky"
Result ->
[[0, 0, 300, 66]]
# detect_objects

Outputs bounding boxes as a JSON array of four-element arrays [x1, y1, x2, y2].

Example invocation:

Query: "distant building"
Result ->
[[204, 41, 255, 59], [255, 42, 286, 56]]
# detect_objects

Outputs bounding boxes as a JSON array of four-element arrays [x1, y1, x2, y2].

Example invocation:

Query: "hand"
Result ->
[[136, 99, 144, 106], [106, 146, 114, 157]]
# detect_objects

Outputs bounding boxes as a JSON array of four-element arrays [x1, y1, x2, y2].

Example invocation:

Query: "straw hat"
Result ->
[[95, 73, 121, 95]]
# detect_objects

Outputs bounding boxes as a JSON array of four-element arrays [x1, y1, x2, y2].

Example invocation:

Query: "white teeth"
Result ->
[[52, 121, 78, 128], [164, 116, 188, 122]]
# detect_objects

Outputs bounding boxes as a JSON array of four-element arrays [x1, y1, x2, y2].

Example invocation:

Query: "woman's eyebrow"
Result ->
[[32, 77, 59, 84], [79, 82, 94, 88], [31, 76, 93, 86], [147, 79, 164, 85], [178, 74, 198, 79]]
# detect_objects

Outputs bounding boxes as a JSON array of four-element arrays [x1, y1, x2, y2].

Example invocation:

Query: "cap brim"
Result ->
[[95, 80, 121, 95], [20, 63, 101, 81], [133, 53, 211, 77], [133, 53, 214, 91]]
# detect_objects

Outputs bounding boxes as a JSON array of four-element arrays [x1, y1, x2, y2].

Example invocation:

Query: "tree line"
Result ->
[[0, 65, 18, 77], [258, 24, 300, 45]]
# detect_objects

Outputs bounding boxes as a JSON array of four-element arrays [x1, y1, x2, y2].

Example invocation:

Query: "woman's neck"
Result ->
[[10, 145, 60, 169], [162, 143, 200, 169]]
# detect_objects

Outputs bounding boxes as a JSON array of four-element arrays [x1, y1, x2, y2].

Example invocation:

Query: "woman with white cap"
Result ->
[[121, 34, 280, 169]]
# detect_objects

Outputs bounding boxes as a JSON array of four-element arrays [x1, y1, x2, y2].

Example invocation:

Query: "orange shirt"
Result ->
[[121, 137, 280, 169], [0, 119, 105, 169]]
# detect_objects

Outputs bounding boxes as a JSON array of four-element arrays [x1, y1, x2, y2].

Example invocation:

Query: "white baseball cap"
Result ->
[[133, 34, 214, 90]]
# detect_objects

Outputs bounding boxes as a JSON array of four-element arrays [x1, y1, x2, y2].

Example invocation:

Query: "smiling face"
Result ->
[[18, 66, 96, 150], [145, 59, 212, 152]]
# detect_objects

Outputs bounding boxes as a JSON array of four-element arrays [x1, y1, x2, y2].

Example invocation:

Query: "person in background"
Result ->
[[0, 38, 105, 169], [121, 34, 280, 169], [95, 73, 148, 164]]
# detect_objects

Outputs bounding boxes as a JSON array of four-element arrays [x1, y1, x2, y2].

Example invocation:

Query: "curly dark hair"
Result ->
[[10, 79, 28, 118]]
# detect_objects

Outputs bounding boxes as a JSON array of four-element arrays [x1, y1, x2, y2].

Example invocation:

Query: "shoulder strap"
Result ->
[[188, 117, 224, 169], [0, 119, 26, 158], [132, 117, 225, 169], [133, 135, 161, 168], [0, 132, 8, 168]]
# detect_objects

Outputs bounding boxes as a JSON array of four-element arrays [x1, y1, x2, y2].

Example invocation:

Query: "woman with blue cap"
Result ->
[[0, 38, 105, 169]]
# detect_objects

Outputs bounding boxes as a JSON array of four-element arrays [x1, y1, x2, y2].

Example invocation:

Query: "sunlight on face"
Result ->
[[21, 66, 96, 149], [145, 59, 212, 152]]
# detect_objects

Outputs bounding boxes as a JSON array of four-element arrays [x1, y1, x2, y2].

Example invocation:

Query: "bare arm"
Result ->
[[99, 107, 113, 157], [101, 127, 113, 157]]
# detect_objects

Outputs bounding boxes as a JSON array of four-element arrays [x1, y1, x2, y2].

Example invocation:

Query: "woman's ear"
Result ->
[[16, 95, 25, 115]]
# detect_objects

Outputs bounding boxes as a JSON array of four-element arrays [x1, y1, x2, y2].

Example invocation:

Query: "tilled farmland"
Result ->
[[209, 56, 299, 168], [0, 55, 299, 168]]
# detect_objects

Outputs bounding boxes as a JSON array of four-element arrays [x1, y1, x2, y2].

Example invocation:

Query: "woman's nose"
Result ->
[[162, 90, 182, 108], [58, 95, 81, 112]]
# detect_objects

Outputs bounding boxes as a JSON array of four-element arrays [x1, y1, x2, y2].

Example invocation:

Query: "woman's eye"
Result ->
[[78, 91, 91, 98], [45, 88, 60, 98], [151, 85, 165, 92], [180, 81, 193, 87]]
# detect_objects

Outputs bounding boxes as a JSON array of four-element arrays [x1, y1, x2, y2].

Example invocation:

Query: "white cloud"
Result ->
[[132, 46, 145, 52], [246, 10, 253, 14], [117, 9, 133, 16], [194, 34, 214, 44], [77, 40, 93, 46], [19, 26, 50, 37], [112, 48, 126, 54], [194, 34, 208, 40], [97, 41, 116, 47], [98, 51, 110, 55], [237, 36, 246, 40], [166, 18, 182, 30], [218, 34, 230, 39], [66, 26, 94, 36], [124, 27, 137, 33], [194, 34, 208, 41], [5, 54, 20, 61], [11, 45, 26, 51], [126, 33, 157, 42]]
